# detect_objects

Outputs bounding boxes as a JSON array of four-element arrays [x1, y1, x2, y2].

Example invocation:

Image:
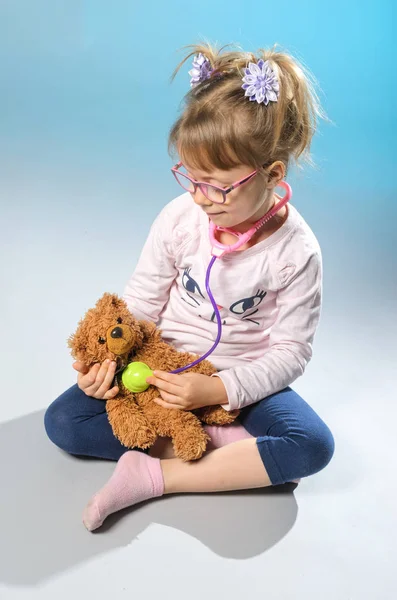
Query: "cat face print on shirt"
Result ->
[[181, 267, 267, 326]]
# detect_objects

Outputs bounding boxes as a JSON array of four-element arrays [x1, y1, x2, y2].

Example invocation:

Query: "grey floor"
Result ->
[[1, 182, 397, 599], [2, 288, 397, 599]]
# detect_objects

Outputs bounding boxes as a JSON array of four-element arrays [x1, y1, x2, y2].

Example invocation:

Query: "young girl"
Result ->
[[45, 43, 335, 531]]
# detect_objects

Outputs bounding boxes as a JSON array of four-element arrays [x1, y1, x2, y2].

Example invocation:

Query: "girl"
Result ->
[[45, 43, 335, 531]]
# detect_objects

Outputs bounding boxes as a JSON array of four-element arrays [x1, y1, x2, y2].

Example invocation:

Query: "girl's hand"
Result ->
[[73, 360, 119, 400], [146, 371, 228, 410]]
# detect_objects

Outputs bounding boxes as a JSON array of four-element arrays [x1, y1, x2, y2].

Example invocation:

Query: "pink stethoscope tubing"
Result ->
[[170, 181, 292, 374], [209, 180, 292, 257]]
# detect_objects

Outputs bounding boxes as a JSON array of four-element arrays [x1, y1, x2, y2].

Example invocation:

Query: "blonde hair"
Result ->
[[168, 42, 326, 175]]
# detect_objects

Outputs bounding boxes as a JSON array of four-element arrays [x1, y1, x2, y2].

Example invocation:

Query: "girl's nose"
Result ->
[[191, 187, 212, 207]]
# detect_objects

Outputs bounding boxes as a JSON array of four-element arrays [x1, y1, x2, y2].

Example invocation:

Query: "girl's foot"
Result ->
[[83, 451, 164, 531]]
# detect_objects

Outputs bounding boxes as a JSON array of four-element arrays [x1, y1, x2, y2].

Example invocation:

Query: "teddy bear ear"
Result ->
[[67, 332, 77, 349], [95, 292, 115, 308], [111, 295, 127, 310], [138, 320, 157, 341], [67, 333, 86, 357], [95, 293, 125, 312]]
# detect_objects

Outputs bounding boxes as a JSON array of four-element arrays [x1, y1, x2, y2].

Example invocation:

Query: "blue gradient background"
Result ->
[[1, 3, 397, 597], [1, 1, 396, 418]]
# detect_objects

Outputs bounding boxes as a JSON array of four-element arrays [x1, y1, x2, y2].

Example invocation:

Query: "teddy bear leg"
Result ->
[[106, 399, 157, 450], [141, 402, 209, 462]]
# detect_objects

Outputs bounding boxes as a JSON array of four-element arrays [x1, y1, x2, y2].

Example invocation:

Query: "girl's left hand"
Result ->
[[146, 371, 228, 411]]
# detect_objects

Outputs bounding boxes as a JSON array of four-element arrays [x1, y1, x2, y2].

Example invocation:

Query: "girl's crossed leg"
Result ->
[[44, 385, 334, 530]]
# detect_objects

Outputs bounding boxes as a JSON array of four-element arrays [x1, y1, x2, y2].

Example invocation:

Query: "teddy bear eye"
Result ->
[[117, 317, 123, 324], [98, 337, 106, 344]]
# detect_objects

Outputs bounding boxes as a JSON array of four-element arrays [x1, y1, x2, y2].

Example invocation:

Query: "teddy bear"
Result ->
[[68, 293, 239, 461]]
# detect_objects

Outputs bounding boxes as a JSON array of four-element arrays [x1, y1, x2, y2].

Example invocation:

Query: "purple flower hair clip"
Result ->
[[189, 53, 213, 87], [241, 59, 279, 105]]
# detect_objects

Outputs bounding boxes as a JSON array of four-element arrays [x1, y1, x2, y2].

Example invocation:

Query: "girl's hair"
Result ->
[[168, 42, 326, 175]]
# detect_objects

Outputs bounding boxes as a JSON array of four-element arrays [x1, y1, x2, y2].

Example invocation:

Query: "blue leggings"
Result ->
[[44, 384, 334, 485]]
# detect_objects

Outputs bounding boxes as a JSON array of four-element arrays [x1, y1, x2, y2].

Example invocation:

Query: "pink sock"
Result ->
[[83, 451, 164, 531], [204, 422, 253, 450]]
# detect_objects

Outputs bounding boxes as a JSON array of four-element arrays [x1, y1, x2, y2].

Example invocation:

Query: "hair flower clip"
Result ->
[[189, 53, 213, 87], [241, 59, 279, 105]]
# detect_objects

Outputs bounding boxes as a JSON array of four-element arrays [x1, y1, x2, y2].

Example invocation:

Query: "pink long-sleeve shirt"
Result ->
[[123, 192, 322, 411]]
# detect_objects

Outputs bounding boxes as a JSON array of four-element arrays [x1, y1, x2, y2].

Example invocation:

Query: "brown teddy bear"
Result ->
[[68, 293, 239, 461]]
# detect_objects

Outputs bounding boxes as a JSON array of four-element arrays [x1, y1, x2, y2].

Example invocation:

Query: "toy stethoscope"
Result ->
[[122, 181, 292, 392]]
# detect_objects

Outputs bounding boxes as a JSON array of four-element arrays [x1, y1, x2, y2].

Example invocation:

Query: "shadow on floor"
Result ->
[[0, 410, 298, 586]]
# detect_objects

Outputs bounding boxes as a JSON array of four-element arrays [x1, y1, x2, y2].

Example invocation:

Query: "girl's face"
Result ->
[[183, 160, 284, 231]]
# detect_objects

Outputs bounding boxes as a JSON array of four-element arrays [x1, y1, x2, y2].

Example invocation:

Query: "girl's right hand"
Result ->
[[73, 360, 119, 400]]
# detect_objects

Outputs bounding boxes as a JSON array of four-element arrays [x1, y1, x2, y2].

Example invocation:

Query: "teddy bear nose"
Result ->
[[110, 326, 123, 339]]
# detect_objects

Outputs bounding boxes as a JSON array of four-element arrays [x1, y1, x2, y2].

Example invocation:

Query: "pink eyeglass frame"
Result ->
[[171, 161, 269, 204]]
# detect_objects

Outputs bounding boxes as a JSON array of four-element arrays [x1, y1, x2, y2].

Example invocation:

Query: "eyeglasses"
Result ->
[[171, 161, 263, 205]]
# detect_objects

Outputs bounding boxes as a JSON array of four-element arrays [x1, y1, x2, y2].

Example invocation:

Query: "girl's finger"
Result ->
[[95, 361, 117, 398], [73, 361, 90, 374], [151, 371, 184, 387], [103, 386, 119, 400], [153, 397, 182, 410], [88, 360, 112, 391], [84, 361, 110, 395], [148, 376, 181, 395], [158, 390, 185, 406], [81, 363, 101, 388]]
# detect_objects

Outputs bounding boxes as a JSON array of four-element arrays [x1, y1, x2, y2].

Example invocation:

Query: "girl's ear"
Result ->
[[265, 161, 286, 188]]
